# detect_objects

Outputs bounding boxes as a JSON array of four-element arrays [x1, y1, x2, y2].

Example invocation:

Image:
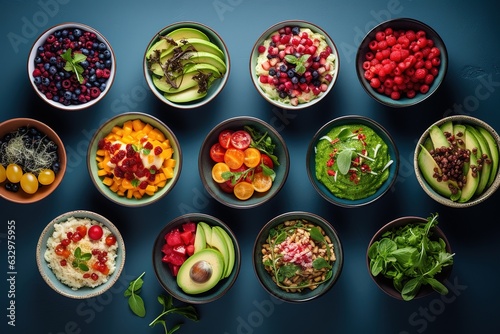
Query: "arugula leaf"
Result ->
[[243, 126, 279, 166], [61, 48, 87, 84]]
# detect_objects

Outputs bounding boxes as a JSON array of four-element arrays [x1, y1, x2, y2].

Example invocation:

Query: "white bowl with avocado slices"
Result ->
[[414, 115, 500, 207], [143, 22, 230, 109], [152, 213, 240, 304]]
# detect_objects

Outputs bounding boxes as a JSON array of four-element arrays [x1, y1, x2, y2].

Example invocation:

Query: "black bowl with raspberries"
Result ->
[[28, 22, 116, 111]]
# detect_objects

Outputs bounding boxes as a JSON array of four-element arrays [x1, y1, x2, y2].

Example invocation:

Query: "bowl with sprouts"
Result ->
[[0, 118, 66, 204]]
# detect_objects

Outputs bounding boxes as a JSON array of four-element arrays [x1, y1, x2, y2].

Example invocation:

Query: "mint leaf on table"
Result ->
[[149, 294, 199, 334]]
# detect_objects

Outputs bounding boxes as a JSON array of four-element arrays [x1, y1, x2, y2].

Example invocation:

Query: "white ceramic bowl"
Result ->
[[28, 22, 116, 111], [250, 20, 339, 109], [36, 210, 125, 299], [144, 21, 230, 109]]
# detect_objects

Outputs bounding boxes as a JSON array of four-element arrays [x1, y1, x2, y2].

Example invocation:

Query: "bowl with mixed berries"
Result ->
[[87, 112, 182, 207], [0, 117, 66, 204], [28, 22, 116, 111], [144, 21, 230, 109], [250, 20, 339, 109], [356, 18, 448, 107], [199, 116, 290, 209]]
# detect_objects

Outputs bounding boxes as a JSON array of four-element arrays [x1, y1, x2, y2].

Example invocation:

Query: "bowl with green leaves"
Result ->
[[366, 214, 454, 301], [28, 22, 116, 111], [253, 211, 343, 303]]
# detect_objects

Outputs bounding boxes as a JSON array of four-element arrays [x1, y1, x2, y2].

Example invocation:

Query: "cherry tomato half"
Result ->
[[255, 154, 274, 173], [224, 148, 245, 169], [88, 225, 104, 240], [210, 143, 226, 163], [218, 130, 233, 149], [230, 130, 252, 150], [105, 235, 117, 246]]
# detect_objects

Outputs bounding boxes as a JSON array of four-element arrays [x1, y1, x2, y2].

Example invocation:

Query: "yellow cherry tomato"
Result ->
[[20, 172, 39, 194], [38, 169, 55, 185], [0, 165, 6, 183], [6, 164, 23, 183]]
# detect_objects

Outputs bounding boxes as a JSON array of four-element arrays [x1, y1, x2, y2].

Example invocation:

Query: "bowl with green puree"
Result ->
[[306, 115, 399, 207], [367, 214, 454, 301], [253, 211, 343, 303]]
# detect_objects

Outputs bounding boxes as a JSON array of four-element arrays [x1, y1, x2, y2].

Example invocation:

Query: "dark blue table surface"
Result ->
[[1, 0, 499, 333]]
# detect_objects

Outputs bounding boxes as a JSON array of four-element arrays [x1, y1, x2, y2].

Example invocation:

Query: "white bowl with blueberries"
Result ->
[[28, 22, 116, 111]]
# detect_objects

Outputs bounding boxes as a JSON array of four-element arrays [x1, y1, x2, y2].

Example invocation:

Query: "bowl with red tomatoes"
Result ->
[[198, 116, 290, 209], [355, 18, 448, 108]]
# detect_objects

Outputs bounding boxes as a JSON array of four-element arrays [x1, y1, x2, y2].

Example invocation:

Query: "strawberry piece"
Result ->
[[168, 263, 180, 276], [173, 244, 186, 255]]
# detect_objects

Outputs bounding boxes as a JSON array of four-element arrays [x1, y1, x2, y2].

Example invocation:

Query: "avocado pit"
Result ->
[[189, 260, 213, 283]]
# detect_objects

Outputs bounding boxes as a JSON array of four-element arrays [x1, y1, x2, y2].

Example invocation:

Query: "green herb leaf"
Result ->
[[337, 128, 352, 141], [309, 227, 325, 243], [125, 272, 146, 317], [149, 294, 199, 334], [337, 149, 354, 175], [78, 263, 89, 272], [128, 293, 146, 317], [312, 257, 331, 270], [61, 48, 86, 84]]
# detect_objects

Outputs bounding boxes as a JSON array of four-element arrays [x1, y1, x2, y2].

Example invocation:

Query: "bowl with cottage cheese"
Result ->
[[250, 20, 339, 109], [36, 210, 125, 299]]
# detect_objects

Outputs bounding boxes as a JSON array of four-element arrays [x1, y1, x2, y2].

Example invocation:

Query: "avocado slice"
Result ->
[[417, 145, 460, 200], [164, 86, 207, 103], [477, 126, 499, 187], [176, 248, 224, 294], [161, 38, 225, 60], [467, 126, 491, 196], [439, 120, 454, 138], [453, 124, 467, 150], [459, 127, 482, 202], [209, 228, 229, 275], [198, 222, 212, 245], [429, 125, 450, 149], [193, 224, 206, 253], [213, 226, 235, 278], [146, 39, 174, 61], [150, 51, 227, 77], [153, 63, 220, 93], [166, 27, 210, 42]]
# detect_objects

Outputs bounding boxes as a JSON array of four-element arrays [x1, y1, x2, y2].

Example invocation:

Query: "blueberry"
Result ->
[[299, 77, 306, 84], [105, 60, 112, 68], [34, 77, 42, 85], [73, 29, 82, 37], [52, 96, 59, 102], [37, 46, 44, 53], [287, 69, 295, 78], [280, 64, 287, 72], [312, 79, 321, 87], [81, 48, 89, 55], [99, 83, 107, 91], [98, 42, 107, 50], [34, 56, 42, 64], [292, 26, 301, 35], [312, 70, 319, 78], [61, 29, 68, 37], [44, 63, 50, 70], [80, 60, 89, 69], [291, 77, 299, 84], [269, 68, 276, 76], [49, 56, 57, 64], [103, 50, 111, 59], [64, 91, 72, 100], [89, 74, 96, 82], [49, 66, 57, 75], [42, 77, 50, 86]]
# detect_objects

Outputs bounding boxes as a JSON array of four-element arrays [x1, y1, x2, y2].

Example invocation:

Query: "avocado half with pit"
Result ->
[[176, 248, 224, 294]]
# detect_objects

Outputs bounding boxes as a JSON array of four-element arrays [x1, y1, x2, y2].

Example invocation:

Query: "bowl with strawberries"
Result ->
[[356, 18, 448, 107], [198, 116, 290, 209], [152, 213, 241, 304], [250, 20, 340, 109], [86, 112, 182, 207], [28, 22, 116, 111]]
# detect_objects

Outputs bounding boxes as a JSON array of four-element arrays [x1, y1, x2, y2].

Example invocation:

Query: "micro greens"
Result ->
[[71, 247, 91, 272], [263, 220, 333, 290], [367, 213, 454, 301], [61, 48, 87, 84], [243, 125, 279, 166], [149, 294, 199, 334], [124, 272, 146, 317], [221, 161, 276, 185]]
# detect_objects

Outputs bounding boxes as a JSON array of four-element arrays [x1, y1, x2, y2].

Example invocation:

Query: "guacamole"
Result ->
[[314, 124, 393, 200]]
